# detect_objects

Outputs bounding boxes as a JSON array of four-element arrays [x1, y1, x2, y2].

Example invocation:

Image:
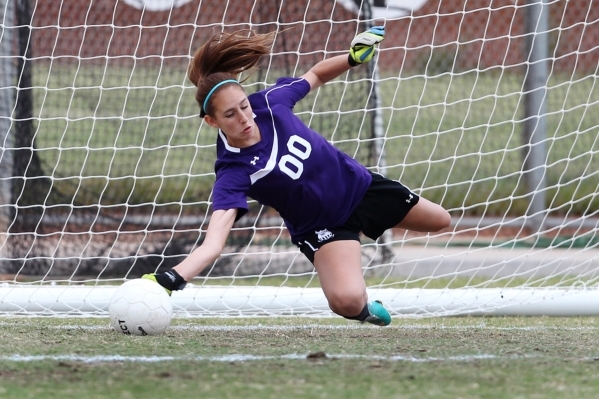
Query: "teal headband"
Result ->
[[202, 79, 239, 115]]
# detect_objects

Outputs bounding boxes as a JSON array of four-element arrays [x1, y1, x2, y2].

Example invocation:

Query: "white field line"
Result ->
[[1, 322, 598, 332], [168, 324, 599, 332], [1, 353, 518, 364]]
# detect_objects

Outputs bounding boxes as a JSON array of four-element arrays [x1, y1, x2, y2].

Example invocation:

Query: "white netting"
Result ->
[[0, 0, 598, 316]]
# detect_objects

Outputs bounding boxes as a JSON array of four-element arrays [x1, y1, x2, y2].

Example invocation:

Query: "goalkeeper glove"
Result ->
[[142, 270, 187, 296], [348, 26, 385, 66]]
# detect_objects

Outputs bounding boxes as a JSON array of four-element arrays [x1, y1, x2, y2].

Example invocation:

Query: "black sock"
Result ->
[[343, 304, 370, 322], [154, 269, 187, 291]]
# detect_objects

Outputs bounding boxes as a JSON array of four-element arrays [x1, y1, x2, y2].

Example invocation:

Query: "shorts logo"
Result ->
[[316, 229, 334, 242], [406, 193, 414, 203]]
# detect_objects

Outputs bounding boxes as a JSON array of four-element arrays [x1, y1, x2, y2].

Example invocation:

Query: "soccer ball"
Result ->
[[109, 278, 173, 336]]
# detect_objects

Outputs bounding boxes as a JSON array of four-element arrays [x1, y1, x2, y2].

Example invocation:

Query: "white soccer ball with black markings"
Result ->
[[109, 278, 173, 336]]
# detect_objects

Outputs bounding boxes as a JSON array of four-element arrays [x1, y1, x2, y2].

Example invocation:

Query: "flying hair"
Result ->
[[188, 30, 277, 116]]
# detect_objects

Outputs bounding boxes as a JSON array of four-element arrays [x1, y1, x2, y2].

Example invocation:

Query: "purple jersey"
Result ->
[[212, 77, 372, 244]]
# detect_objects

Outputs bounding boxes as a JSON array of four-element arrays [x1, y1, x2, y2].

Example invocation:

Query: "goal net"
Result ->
[[0, 0, 598, 317]]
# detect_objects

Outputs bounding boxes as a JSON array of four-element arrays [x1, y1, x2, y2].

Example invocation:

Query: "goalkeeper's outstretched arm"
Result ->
[[301, 26, 385, 91], [143, 208, 237, 294], [174, 209, 237, 281], [301, 55, 354, 91], [173, 209, 237, 281]]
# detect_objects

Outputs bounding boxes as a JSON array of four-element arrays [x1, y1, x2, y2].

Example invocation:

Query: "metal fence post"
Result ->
[[0, 0, 16, 232], [523, 0, 549, 233]]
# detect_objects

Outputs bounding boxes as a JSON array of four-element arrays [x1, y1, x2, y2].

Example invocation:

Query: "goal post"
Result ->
[[0, 0, 598, 317]]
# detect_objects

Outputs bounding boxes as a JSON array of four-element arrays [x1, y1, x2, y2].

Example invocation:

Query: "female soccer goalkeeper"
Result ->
[[144, 27, 451, 326]]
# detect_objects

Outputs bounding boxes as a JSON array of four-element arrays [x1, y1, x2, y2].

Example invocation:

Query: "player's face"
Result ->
[[203, 85, 259, 148]]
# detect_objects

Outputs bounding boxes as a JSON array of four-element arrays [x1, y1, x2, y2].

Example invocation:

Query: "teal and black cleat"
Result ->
[[363, 300, 391, 326], [142, 274, 172, 296]]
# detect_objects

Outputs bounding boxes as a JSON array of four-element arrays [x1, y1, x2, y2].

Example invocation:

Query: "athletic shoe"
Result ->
[[363, 300, 391, 326], [141, 273, 172, 296]]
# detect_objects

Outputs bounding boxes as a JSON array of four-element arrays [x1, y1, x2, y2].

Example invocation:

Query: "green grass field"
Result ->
[[2, 316, 599, 398]]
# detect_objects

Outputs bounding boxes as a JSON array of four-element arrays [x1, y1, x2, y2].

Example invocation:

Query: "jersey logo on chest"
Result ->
[[250, 156, 260, 165]]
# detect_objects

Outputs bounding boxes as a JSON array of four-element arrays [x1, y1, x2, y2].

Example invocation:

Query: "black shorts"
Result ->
[[298, 172, 419, 263]]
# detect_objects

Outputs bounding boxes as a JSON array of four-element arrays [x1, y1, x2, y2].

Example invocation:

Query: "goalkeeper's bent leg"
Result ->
[[344, 300, 392, 326]]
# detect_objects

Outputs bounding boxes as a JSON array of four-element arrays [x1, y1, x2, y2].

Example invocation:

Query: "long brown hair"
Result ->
[[188, 30, 276, 116]]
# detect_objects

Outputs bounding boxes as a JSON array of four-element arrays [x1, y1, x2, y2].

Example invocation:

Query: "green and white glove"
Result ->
[[348, 26, 385, 66]]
